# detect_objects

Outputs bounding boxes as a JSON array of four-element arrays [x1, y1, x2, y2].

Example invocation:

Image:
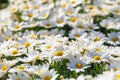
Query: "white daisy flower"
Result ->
[[67, 55, 89, 72], [69, 29, 87, 38], [40, 18, 55, 28], [88, 31, 106, 42], [100, 18, 119, 30], [107, 32, 120, 46], [7, 72, 32, 80], [21, 9, 37, 21], [40, 69, 58, 80], [53, 15, 66, 27], [84, 52, 110, 63], [8, 21, 24, 31]]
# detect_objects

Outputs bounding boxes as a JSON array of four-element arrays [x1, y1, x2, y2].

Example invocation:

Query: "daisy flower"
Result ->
[[67, 55, 89, 72], [107, 32, 120, 46], [84, 52, 110, 63], [7, 72, 32, 80], [21, 9, 37, 21]]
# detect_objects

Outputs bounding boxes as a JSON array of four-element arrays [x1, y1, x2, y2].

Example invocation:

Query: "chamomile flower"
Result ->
[[22, 9, 37, 21], [9, 5, 18, 13], [18, 37, 36, 48], [0, 30, 12, 42], [108, 47, 120, 58], [5, 47, 25, 56], [22, 30, 38, 39], [8, 64, 30, 73], [108, 59, 120, 71], [7, 72, 32, 80], [92, 44, 108, 53], [69, 29, 87, 38], [111, 6, 120, 16], [22, 3, 32, 11], [26, 64, 49, 76], [67, 56, 89, 72], [107, 32, 120, 46], [85, 24, 98, 31], [74, 21, 87, 30], [51, 45, 69, 60], [69, 0, 83, 7], [0, 59, 18, 77], [100, 18, 119, 30], [67, 14, 79, 26], [84, 5, 97, 12], [84, 52, 110, 63], [54, 15, 66, 27], [37, 7, 50, 19], [56, 0, 69, 9], [88, 31, 106, 42], [40, 69, 58, 80], [64, 6, 80, 16], [20, 50, 44, 63], [41, 19, 55, 28], [8, 21, 24, 31]]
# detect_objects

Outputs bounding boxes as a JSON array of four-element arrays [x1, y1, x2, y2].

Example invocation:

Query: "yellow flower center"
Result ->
[[16, 78, 21, 80], [87, 5, 94, 10], [93, 56, 101, 60], [88, 26, 93, 29], [28, 13, 33, 18], [46, 45, 52, 50], [37, 70, 41, 75], [14, 25, 20, 29], [24, 42, 31, 47], [70, 0, 75, 4], [42, 14, 48, 18], [112, 37, 119, 42], [34, 5, 39, 9], [23, 5, 30, 10], [17, 65, 25, 70], [96, 48, 102, 52], [105, 24, 109, 28], [61, 4, 66, 8], [41, 0, 47, 4], [4, 22, 8, 26], [45, 23, 51, 27], [5, 36, 11, 41], [55, 50, 63, 56], [100, 8, 107, 13], [36, 56, 40, 60], [29, 34, 35, 38], [45, 33, 50, 36], [11, 7, 17, 12], [44, 76, 51, 80], [78, 25, 84, 29], [115, 74, 120, 79], [11, 50, 18, 55], [113, 67, 119, 71], [93, 37, 100, 42], [75, 34, 80, 38], [70, 17, 77, 22], [66, 11, 73, 15], [57, 19, 63, 24], [75, 63, 83, 69], [114, 10, 120, 13], [1, 66, 7, 71]]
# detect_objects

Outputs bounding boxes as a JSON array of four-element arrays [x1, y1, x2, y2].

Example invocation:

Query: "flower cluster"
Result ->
[[0, 0, 120, 80]]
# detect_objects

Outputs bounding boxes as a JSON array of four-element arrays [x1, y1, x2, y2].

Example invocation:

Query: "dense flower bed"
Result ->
[[0, 0, 120, 80]]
